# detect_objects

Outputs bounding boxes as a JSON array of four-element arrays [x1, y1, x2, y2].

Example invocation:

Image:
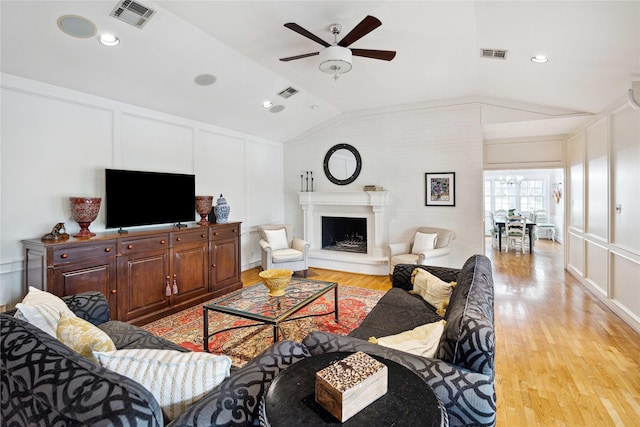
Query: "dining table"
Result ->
[[494, 218, 536, 253]]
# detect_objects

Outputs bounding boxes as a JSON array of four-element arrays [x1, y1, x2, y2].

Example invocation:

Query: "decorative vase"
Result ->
[[195, 195, 213, 226], [213, 194, 230, 224], [69, 197, 101, 238]]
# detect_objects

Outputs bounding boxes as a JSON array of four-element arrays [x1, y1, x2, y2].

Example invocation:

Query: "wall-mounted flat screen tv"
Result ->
[[105, 169, 195, 230]]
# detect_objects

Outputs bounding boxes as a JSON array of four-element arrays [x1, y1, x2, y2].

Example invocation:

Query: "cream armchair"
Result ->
[[258, 224, 310, 277], [387, 227, 456, 275]]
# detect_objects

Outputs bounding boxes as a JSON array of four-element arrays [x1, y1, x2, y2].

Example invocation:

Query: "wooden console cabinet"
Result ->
[[23, 222, 242, 325]]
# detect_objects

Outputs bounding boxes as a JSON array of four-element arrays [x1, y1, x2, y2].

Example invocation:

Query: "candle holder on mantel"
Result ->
[[195, 195, 214, 226], [69, 197, 101, 238]]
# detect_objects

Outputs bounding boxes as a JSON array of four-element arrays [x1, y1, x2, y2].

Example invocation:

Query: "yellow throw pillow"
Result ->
[[57, 314, 116, 362], [410, 269, 456, 316], [94, 349, 232, 420], [369, 320, 446, 358]]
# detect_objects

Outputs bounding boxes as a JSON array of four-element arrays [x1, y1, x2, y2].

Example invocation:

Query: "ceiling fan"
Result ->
[[279, 15, 396, 80]]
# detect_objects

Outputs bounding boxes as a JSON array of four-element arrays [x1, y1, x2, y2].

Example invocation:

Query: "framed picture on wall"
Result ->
[[425, 172, 455, 206]]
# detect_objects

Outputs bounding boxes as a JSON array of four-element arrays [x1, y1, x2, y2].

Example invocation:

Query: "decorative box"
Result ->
[[315, 351, 388, 422]]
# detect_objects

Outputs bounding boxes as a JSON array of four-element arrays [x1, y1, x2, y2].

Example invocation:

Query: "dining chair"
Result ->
[[505, 215, 528, 253], [533, 210, 555, 241]]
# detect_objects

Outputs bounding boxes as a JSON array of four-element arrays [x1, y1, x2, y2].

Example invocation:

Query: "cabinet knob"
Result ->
[[110, 289, 117, 294], [61, 253, 68, 259], [160, 240, 166, 244], [127, 244, 133, 249], [176, 238, 181, 242], [212, 264, 216, 268], [214, 232, 219, 236], [201, 234, 206, 238], [104, 247, 111, 252], [232, 229, 237, 233]]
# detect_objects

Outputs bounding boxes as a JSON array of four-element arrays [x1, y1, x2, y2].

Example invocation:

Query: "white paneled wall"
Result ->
[[284, 105, 485, 270], [0, 74, 284, 307], [567, 103, 640, 333]]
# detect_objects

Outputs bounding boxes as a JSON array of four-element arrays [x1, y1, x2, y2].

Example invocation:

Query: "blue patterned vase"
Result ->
[[213, 194, 230, 223]]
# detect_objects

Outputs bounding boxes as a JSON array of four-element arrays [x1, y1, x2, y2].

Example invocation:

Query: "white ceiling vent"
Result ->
[[110, 0, 156, 29], [278, 87, 299, 99], [481, 49, 508, 59]]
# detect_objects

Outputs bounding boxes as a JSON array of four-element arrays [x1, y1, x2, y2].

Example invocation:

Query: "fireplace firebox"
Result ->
[[321, 216, 367, 254]]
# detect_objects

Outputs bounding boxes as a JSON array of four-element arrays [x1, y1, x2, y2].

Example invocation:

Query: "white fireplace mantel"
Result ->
[[298, 191, 389, 275]]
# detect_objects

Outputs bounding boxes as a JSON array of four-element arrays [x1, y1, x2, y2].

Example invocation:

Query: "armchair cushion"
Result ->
[[412, 232, 438, 254], [263, 228, 289, 250], [272, 248, 304, 262]]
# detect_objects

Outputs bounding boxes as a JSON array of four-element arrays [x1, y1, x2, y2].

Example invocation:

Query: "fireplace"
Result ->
[[298, 191, 389, 275], [322, 216, 367, 254]]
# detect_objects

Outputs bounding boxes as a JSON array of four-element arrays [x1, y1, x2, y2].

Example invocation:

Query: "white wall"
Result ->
[[566, 102, 640, 333], [0, 73, 284, 308], [283, 104, 485, 269]]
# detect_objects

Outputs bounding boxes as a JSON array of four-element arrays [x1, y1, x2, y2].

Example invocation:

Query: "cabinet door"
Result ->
[[211, 236, 240, 291], [117, 250, 170, 322], [170, 241, 209, 305], [52, 257, 117, 319]]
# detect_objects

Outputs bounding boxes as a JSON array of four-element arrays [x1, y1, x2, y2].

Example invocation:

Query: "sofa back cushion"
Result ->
[[437, 254, 495, 377], [1, 314, 164, 426]]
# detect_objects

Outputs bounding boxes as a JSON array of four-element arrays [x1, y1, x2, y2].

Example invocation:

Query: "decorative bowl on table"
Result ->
[[259, 269, 293, 297]]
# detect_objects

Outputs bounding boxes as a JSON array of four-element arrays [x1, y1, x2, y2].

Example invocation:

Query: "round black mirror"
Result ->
[[323, 144, 362, 185]]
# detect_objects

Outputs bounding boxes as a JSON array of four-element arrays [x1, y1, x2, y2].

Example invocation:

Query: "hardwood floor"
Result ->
[[242, 241, 640, 426]]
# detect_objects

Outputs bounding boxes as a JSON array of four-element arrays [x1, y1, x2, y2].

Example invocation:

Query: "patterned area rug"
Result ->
[[141, 285, 384, 367]]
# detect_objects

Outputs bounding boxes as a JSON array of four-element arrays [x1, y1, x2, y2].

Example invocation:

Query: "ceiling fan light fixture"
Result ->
[[319, 46, 352, 80]]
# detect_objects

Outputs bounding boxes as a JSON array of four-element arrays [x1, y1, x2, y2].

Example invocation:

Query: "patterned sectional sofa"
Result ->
[[302, 254, 496, 427], [0, 292, 310, 426], [1, 253, 494, 426]]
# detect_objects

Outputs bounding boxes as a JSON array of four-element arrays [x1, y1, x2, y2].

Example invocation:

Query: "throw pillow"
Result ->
[[369, 320, 446, 358], [410, 269, 456, 316], [15, 286, 76, 337], [94, 348, 232, 420], [264, 228, 289, 250], [57, 314, 116, 362], [411, 232, 438, 254]]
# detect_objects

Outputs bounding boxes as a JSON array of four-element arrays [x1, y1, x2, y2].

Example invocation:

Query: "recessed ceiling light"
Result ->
[[262, 101, 274, 109], [194, 74, 216, 86], [98, 34, 120, 47], [57, 15, 97, 38], [311, 105, 319, 110], [531, 55, 548, 63], [270, 105, 285, 113]]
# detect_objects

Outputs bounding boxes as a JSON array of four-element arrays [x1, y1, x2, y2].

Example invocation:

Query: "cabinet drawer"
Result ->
[[119, 234, 170, 254], [209, 224, 240, 240], [52, 242, 116, 265], [171, 230, 208, 246]]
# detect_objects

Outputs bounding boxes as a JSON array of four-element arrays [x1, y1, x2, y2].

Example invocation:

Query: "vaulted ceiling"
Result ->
[[2, 1, 639, 141]]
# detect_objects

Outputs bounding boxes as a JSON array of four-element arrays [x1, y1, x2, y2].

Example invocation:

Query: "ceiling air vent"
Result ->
[[278, 87, 299, 99], [110, 0, 156, 29], [481, 49, 508, 59]]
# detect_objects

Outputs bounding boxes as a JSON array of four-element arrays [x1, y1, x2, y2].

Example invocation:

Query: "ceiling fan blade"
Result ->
[[351, 49, 397, 61], [279, 52, 320, 62], [338, 15, 382, 47], [284, 23, 331, 47]]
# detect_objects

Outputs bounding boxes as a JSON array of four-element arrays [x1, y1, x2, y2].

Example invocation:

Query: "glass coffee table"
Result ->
[[203, 278, 338, 352]]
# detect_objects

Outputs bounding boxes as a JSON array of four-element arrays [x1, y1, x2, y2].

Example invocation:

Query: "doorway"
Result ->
[[484, 168, 564, 250]]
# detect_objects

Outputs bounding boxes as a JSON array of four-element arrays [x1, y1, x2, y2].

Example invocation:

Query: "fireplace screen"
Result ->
[[321, 216, 367, 254]]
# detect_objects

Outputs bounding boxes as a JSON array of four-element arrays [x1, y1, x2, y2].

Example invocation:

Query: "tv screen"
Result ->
[[105, 169, 195, 229]]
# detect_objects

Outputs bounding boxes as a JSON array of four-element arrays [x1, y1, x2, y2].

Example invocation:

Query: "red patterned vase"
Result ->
[[195, 195, 213, 226], [69, 197, 101, 238]]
